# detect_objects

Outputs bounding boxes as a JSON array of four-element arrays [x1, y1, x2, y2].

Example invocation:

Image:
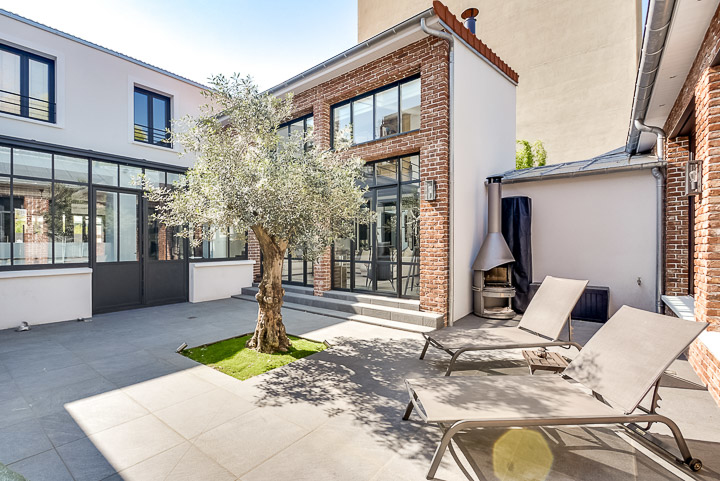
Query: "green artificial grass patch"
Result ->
[[182, 334, 326, 381]]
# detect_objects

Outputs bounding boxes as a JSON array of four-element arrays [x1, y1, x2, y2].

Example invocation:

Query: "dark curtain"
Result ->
[[502, 196, 532, 312]]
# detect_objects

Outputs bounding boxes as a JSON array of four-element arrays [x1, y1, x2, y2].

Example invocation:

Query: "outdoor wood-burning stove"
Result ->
[[473, 177, 516, 319]]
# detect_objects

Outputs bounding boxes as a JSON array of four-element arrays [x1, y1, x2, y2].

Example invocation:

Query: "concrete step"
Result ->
[[250, 283, 314, 296], [322, 290, 421, 311], [236, 286, 442, 330], [231, 294, 435, 334]]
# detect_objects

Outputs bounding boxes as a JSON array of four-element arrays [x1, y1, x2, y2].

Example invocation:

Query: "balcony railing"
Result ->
[[0, 89, 56, 123], [133, 124, 172, 148]]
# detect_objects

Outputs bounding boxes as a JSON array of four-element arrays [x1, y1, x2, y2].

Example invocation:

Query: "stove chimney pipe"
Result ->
[[461, 8, 479, 35], [472, 176, 515, 271]]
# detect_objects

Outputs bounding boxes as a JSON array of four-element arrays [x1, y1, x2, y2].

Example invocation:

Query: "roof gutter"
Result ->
[[626, 0, 676, 155], [266, 8, 435, 95], [500, 158, 665, 184]]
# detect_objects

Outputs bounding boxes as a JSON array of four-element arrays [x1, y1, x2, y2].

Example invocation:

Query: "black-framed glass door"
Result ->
[[282, 247, 314, 287], [92, 187, 142, 313], [331, 154, 420, 298]]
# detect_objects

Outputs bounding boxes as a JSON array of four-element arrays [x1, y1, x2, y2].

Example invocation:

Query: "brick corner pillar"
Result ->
[[665, 136, 690, 298], [247, 230, 261, 282], [690, 65, 720, 406], [313, 248, 332, 297]]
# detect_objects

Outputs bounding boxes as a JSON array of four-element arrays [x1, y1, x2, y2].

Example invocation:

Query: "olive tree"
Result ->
[[148, 74, 368, 353]]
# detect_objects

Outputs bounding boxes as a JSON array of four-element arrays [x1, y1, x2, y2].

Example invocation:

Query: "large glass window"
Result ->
[[331, 76, 420, 147], [52, 184, 89, 264], [13, 179, 52, 265], [332, 154, 421, 298], [0, 145, 185, 270], [0, 44, 55, 123], [0, 177, 10, 265], [190, 225, 248, 261], [134, 87, 171, 147], [277, 114, 314, 150]]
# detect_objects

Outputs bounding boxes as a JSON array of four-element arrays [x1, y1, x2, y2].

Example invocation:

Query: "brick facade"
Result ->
[[663, 4, 720, 407], [248, 36, 451, 319], [664, 137, 691, 297]]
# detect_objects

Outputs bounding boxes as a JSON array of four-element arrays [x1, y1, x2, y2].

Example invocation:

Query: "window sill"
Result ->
[[0, 267, 92, 279], [130, 139, 177, 153], [0, 111, 63, 129]]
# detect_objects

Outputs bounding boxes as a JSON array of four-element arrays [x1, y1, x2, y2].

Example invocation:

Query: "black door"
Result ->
[[144, 200, 187, 305], [92, 187, 142, 313]]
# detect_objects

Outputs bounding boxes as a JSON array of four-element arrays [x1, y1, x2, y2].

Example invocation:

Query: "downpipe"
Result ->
[[652, 167, 665, 314], [634, 119, 666, 162]]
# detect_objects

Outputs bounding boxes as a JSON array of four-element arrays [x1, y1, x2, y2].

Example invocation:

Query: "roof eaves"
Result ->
[[0, 8, 210, 91], [265, 8, 435, 95]]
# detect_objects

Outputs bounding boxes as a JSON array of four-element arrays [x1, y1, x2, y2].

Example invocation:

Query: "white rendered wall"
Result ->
[[502, 170, 657, 315], [0, 268, 92, 329], [450, 40, 517, 323], [0, 14, 207, 168], [189, 260, 255, 303]]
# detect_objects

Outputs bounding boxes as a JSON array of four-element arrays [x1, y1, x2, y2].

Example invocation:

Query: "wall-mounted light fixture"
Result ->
[[424, 180, 437, 201], [685, 154, 701, 196]]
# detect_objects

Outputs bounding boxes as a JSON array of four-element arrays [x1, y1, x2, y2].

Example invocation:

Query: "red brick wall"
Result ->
[[250, 36, 451, 318], [664, 137, 690, 297], [663, 4, 720, 408]]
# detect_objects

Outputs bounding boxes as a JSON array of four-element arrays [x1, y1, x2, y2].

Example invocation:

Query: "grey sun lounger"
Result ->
[[403, 306, 708, 479], [420, 276, 588, 375]]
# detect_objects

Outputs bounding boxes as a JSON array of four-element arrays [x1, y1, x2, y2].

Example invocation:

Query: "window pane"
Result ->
[[361, 163, 374, 187], [120, 165, 142, 189], [55, 155, 88, 183], [400, 155, 420, 182], [0, 146, 9, 175], [134, 90, 149, 142], [277, 125, 289, 145], [28, 59, 50, 121], [400, 78, 421, 132], [352, 95, 373, 144], [334, 238, 352, 261], [148, 202, 184, 261], [289, 120, 304, 141], [95, 191, 117, 262], [375, 86, 398, 138], [13, 179, 52, 265], [0, 50, 21, 116], [166, 172, 181, 186], [229, 227, 246, 258], [152, 96, 169, 145], [333, 104, 351, 145], [375, 159, 397, 185], [52, 183, 89, 264], [0, 177, 10, 265], [144, 169, 164, 189], [14, 149, 52, 178], [119, 193, 138, 261], [305, 116, 314, 148], [92, 161, 118, 186], [204, 229, 228, 259]]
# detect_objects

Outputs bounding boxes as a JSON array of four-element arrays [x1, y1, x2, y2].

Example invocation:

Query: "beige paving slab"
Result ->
[[116, 442, 235, 481], [64, 390, 149, 436], [85, 414, 184, 472], [121, 370, 217, 412], [154, 388, 255, 440], [193, 408, 309, 478]]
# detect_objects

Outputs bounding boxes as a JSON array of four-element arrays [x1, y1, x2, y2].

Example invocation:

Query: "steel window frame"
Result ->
[[0, 42, 56, 123], [133, 87, 172, 148], [330, 74, 421, 149]]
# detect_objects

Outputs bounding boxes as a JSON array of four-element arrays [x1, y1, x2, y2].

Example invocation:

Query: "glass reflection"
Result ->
[[13, 179, 52, 265]]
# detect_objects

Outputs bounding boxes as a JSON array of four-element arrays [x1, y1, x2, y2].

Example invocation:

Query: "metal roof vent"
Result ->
[[461, 8, 479, 35]]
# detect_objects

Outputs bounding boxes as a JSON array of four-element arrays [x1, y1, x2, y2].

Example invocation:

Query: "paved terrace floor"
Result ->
[[0, 299, 719, 481]]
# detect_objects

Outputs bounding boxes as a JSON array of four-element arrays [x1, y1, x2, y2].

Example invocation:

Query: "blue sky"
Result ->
[[1, 0, 359, 89]]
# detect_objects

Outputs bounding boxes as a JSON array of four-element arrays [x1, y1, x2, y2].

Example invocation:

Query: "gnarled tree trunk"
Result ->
[[246, 226, 291, 353]]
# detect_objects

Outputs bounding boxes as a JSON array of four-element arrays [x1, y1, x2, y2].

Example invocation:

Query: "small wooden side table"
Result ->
[[522, 349, 569, 374]]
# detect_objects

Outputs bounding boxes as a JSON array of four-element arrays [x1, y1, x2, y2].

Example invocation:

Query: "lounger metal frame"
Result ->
[[402, 375, 702, 479], [420, 320, 582, 376]]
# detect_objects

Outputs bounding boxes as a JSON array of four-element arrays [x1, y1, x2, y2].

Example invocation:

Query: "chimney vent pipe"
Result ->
[[461, 8, 479, 35]]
